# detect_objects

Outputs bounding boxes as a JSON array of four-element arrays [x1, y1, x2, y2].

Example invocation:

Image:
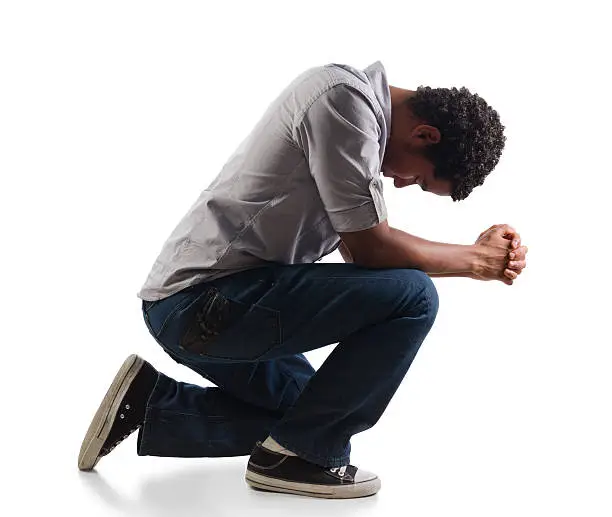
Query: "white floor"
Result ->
[[73, 452, 383, 516]]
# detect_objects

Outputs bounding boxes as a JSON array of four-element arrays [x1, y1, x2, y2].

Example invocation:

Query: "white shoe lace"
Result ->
[[329, 465, 348, 477]]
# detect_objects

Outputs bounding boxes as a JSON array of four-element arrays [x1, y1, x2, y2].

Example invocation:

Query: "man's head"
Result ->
[[381, 85, 506, 201]]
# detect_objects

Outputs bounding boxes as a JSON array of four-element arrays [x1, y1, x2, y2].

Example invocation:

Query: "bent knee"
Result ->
[[393, 269, 439, 322], [414, 270, 439, 321], [424, 275, 439, 321]]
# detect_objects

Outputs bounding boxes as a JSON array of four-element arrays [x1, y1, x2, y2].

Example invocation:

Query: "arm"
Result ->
[[339, 221, 480, 276], [339, 234, 464, 274], [293, 84, 483, 276], [387, 226, 478, 274], [427, 272, 474, 278]]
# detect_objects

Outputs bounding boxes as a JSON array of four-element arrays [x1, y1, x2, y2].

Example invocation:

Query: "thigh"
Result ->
[[143, 262, 437, 363], [260, 262, 438, 359]]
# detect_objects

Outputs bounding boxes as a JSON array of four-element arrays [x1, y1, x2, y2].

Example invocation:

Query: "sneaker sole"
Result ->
[[78, 354, 144, 471], [245, 469, 381, 499]]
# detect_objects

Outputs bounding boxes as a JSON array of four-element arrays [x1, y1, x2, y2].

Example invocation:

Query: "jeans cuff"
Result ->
[[137, 371, 170, 456], [268, 431, 351, 468]]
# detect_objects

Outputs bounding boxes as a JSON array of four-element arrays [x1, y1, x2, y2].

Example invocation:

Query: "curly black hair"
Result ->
[[405, 86, 506, 201]]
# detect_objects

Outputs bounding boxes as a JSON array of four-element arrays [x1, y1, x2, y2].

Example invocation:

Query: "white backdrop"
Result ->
[[1, 1, 610, 515]]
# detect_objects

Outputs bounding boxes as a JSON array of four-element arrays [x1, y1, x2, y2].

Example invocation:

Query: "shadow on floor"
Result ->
[[79, 460, 379, 516]]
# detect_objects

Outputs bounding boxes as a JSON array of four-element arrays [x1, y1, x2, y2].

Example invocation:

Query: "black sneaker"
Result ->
[[78, 354, 158, 471], [245, 440, 381, 499]]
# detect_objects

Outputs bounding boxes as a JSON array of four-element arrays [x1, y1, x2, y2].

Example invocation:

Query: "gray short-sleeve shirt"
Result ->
[[138, 61, 392, 301]]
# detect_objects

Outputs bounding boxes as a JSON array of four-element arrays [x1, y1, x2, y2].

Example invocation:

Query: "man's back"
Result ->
[[138, 61, 391, 301]]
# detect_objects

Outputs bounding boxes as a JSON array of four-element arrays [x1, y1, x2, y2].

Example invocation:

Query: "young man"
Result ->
[[78, 61, 528, 499]]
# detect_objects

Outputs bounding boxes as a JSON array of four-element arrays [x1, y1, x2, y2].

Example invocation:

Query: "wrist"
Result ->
[[467, 244, 484, 277]]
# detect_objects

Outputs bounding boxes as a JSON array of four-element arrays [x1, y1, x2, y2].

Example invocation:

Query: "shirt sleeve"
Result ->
[[294, 84, 388, 233]]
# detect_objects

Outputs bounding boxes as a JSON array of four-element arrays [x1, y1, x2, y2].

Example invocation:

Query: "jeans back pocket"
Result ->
[[177, 286, 281, 361]]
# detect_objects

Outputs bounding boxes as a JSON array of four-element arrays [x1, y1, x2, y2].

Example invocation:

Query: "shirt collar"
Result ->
[[363, 61, 392, 141]]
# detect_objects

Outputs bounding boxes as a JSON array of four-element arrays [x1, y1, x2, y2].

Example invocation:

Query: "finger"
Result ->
[[506, 268, 522, 278], [503, 235, 521, 249], [507, 231, 521, 249], [507, 235, 521, 249], [504, 268, 518, 280], [499, 224, 520, 247], [478, 225, 497, 240], [508, 245, 527, 261], [497, 228, 520, 249], [507, 260, 526, 270]]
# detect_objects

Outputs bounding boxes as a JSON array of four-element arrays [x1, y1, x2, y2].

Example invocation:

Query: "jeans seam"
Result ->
[[157, 292, 199, 337]]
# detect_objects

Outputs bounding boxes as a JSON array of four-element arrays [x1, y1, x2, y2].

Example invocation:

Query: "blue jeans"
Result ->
[[138, 262, 438, 468]]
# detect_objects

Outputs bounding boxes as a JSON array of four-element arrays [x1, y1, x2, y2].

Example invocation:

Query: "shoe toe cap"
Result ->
[[354, 468, 378, 483]]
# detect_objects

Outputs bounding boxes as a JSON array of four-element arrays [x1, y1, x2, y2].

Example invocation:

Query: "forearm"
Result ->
[[367, 226, 479, 276], [427, 272, 474, 278]]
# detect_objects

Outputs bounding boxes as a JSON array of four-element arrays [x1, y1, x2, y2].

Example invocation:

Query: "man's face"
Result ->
[[381, 141, 454, 196], [381, 101, 454, 196]]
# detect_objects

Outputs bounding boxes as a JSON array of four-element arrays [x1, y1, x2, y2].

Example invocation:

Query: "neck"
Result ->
[[389, 85, 415, 107]]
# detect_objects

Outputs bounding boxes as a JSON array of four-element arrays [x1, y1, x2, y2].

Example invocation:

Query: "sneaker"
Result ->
[[78, 354, 158, 471], [245, 440, 381, 499]]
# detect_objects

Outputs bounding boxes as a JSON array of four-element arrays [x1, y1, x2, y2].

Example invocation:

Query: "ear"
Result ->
[[412, 124, 441, 145]]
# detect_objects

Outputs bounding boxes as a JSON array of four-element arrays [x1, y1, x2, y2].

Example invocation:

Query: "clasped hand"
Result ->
[[473, 224, 528, 285]]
